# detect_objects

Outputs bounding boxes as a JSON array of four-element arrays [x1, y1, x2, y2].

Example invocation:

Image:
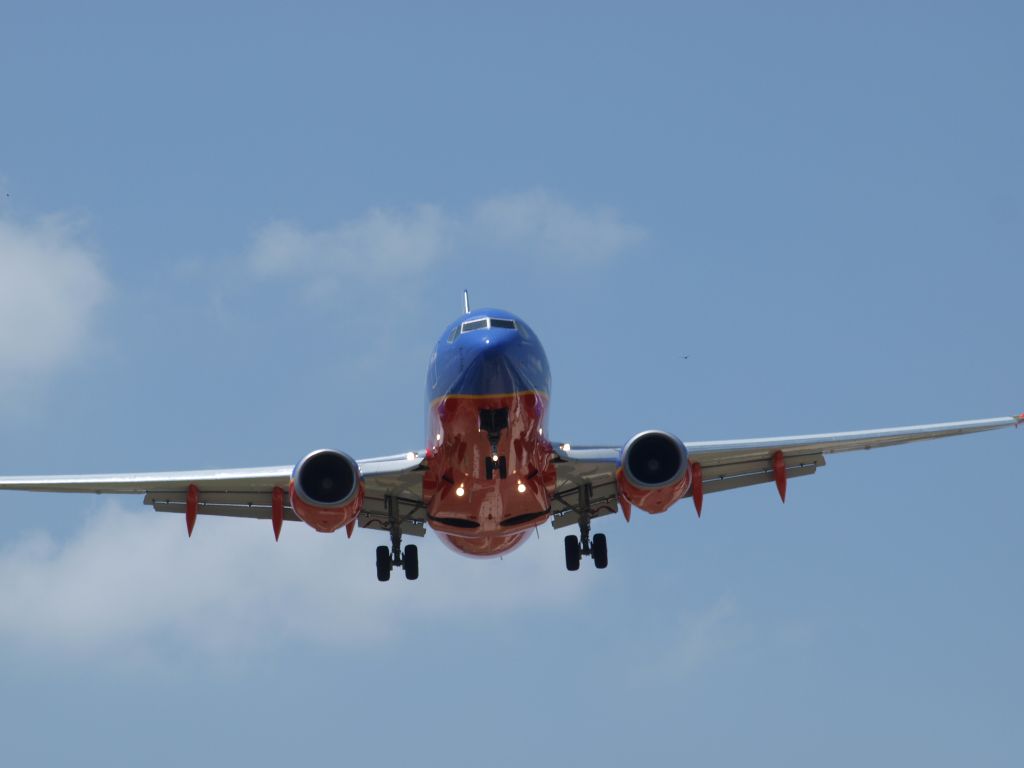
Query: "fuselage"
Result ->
[[423, 309, 555, 557]]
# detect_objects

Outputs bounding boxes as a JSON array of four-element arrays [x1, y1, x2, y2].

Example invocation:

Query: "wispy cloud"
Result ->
[[249, 204, 449, 282], [671, 596, 740, 674], [471, 190, 645, 264], [0, 504, 592, 661], [630, 597, 820, 685], [246, 190, 644, 290], [0, 216, 109, 391], [630, 596, 742, 684]]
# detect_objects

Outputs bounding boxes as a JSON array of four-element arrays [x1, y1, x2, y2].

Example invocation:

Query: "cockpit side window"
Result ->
[[447, 326, 460, 343]]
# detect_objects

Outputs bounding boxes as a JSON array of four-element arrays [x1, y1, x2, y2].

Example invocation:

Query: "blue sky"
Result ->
[[1, 2, 1022, 765]]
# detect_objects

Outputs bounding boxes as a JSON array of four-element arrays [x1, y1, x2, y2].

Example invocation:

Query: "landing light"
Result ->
[[435, 433, 442, 442], [406, 452, 416, 461], [517, 482, 527, 493], [562, 443, 571, 452], [492, 453, 499, 462], [455, 485, 465, 498]]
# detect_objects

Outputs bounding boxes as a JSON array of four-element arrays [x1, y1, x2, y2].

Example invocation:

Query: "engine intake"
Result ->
[[290, 449, 363, 533], [618, 430, 691, 513], [623, 430, 687, 487]]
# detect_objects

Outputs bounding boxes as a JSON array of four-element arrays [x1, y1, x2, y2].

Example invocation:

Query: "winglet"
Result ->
[[1016, 413, 1024, 427]]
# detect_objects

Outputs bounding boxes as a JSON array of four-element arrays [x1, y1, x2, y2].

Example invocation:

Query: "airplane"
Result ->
[[0, 292, 1020, 582]]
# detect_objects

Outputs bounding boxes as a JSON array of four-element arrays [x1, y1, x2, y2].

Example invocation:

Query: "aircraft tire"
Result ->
[[564, 534, 581, 571], [404, 544, 419, 580], [376, 545, 392, 582], [592, 533, 608, 569]]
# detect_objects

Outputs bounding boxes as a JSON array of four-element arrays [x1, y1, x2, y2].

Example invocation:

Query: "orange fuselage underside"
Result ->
[[423, 391, 554, 557]]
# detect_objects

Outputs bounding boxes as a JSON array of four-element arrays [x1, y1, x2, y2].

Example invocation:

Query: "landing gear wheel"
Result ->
[[564, 534, 581, 571], [592, 533, 608, 569], [376, 545, 392, 582], [404, 544, 419, 581]]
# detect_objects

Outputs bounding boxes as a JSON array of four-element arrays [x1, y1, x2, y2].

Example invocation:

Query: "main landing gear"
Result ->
[[376, 543, 418, 582], [563, 500, 608, 571], [376, 497, 418, 582]]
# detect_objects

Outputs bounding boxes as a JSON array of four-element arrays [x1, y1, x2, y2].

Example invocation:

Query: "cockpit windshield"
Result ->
[[458, 317, 517, 335]]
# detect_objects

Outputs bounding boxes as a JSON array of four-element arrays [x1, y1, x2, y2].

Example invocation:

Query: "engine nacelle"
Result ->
[[617, 430, 691, 513], [290, 449, 364, 533]]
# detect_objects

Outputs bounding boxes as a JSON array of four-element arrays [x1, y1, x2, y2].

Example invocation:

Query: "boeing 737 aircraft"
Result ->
[[0, 294, 1020, 581]]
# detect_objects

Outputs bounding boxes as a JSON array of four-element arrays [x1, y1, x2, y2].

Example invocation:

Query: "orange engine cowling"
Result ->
[[290, 449, 364, 533], [617, 430, 691, 513]]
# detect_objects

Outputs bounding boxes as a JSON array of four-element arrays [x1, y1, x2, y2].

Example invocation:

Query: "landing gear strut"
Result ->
[[563, 484, 608, 571], [376, 496, 419, 582]]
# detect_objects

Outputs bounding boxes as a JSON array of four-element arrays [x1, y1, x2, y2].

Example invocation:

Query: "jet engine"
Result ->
[[617, 430, 691, 513], [290, 449, 364, 533]]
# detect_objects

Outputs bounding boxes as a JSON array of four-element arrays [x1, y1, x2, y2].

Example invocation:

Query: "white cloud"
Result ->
[[246, 190, 644, 286], [0, 217, 109, 390], [472, 190, 646, 264], [249, 204, 448, 281], [0, 504, 592, 660]]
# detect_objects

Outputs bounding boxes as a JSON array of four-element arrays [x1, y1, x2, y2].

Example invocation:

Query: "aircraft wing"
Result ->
[[0, 453, 430, 537], [547, 414, 1023, 528], [0, 415, 1018, 537]]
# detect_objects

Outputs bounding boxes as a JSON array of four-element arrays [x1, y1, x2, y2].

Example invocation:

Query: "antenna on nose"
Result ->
[[463, 290, 471, 314]]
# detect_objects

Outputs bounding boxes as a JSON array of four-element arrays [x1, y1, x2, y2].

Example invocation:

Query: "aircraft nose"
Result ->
[[460, 329, 531, 395], [479, 327, 519, 353], [476, 330, 521, 373]]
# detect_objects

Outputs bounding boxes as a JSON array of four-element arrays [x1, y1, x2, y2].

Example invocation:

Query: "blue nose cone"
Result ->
[[429, 309, 552, 400], [460, 328, 530, 395], [473, 326, 520, 355]]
